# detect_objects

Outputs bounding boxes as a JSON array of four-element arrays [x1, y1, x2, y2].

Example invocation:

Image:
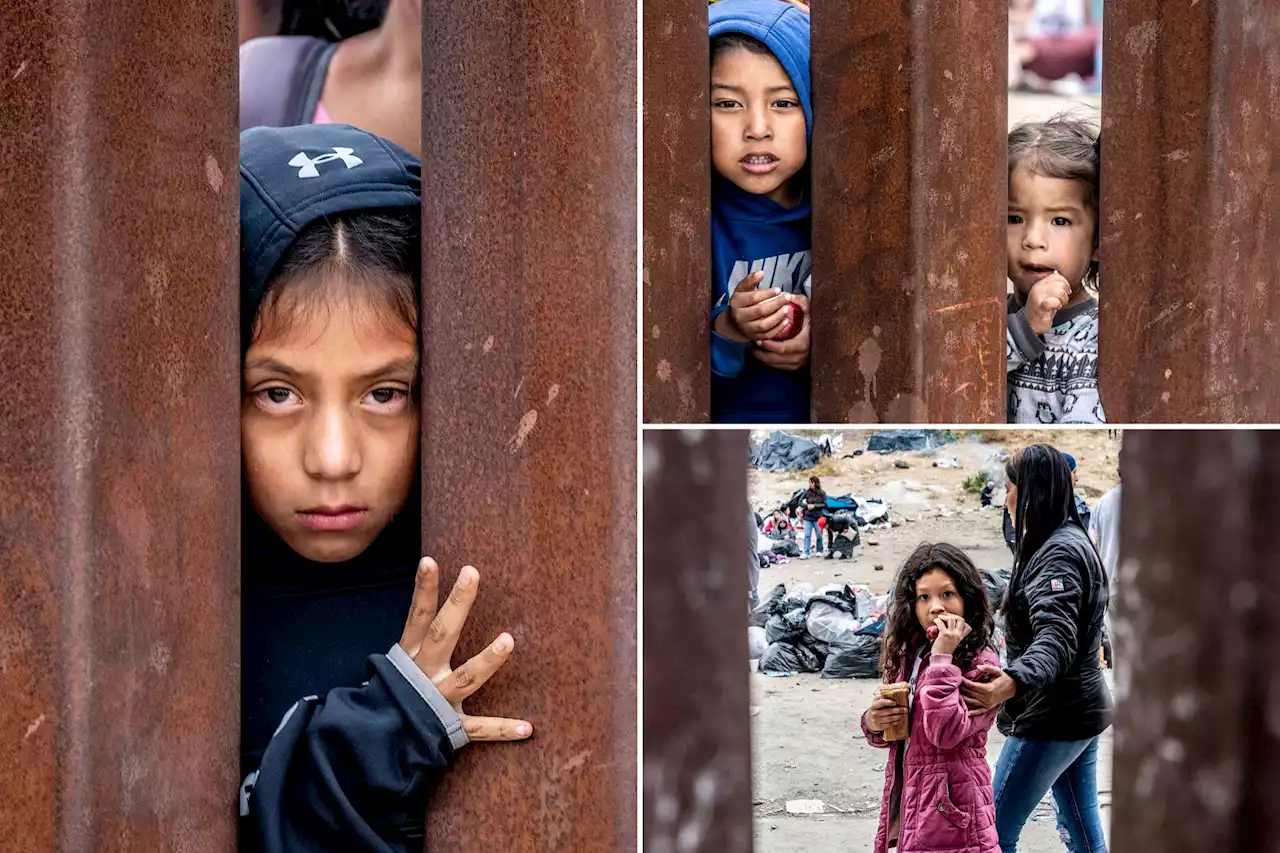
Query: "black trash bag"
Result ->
[[765, 607, 808, 645], [983, 569, 1011, 610], [751, 431, 830, 472], [772, 540, 801, 557], [821, 635, 882, 679], [867, 429, 942, 453], [760, 641, 822, 675], [749, 584, 787, 628], [800, 636, 830, 667]]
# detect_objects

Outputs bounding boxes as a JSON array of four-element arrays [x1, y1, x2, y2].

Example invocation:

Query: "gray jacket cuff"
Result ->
[[1008, 307, 1047, 362], [386, 644, 469, 751]]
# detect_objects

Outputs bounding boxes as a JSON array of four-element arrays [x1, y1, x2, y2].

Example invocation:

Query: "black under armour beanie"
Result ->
[[239, 123, 420, 350]]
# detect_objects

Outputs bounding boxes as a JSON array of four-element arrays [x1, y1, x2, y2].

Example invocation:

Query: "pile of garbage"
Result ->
[[751, 431, 835, 472], [749, 583, 889, 679], [749, 570, 1014, 678]]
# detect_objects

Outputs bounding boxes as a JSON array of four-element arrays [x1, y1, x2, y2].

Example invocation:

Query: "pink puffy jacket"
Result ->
[[860, 645, 1001, 853]]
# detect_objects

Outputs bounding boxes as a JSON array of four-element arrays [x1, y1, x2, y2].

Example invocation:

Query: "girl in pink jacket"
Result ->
[[861, 543, 1001, 853]]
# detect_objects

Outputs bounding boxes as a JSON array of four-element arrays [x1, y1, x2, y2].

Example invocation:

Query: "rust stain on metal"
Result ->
[[642, 432, 753, 853], [811, 1, 1006, 423], [419, 2, 636, 849], [0, 0, 240, 848], [1101, 3, 1280, 422], [642, 0, 711, 423], [1112, 431, 1280, 849]]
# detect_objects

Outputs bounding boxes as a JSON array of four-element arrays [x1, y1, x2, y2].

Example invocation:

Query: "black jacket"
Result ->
[[801, 488, 827, 522], [998, 523, 1112, 741], [239, 486, 466, 852]]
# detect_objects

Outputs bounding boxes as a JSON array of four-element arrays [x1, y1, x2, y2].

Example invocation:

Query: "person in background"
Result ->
[[240, 0, 421, 155], [1088, 447, 1121, 668], [748, 503, 762, 610], [800, 476, 826, 559], [1062, 453, 1091, 530]]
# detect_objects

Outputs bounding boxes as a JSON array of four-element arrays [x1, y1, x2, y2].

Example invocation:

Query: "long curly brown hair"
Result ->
[[878, 542, 995, 681]]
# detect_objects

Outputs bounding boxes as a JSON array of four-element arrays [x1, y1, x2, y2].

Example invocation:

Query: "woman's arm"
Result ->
[[916, 654, 1000, 750], [1004, 553, 1083, 693]]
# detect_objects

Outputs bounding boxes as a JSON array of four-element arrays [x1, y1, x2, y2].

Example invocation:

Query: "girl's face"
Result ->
[[1005, 479, 1019, 519], [711, 47, 807, 208], [242, 287, 420, 563], [1006, 167, 1098, 298], [914, 568, 966, 631]]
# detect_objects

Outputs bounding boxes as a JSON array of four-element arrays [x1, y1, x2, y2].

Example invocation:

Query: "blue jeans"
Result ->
[[993, 734, 1107, 853], [803, 520, 822, 555]]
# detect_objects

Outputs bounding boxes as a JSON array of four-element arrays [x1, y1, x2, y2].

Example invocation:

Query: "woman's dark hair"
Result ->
[[279, 0, 388, 40], [1008, 111, 1101, 290], [711, 32, 773, 65], [1006, 444, 1086, 578], [880, 542, 995, 679], [251, 208, 420, 346], [808, 476, 821, 490]]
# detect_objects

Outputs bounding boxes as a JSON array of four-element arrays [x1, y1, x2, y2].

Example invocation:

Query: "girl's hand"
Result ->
[[865, 689, 907, 734], [960, 665, 1017, 717], [930, 613, 971, 656], [724, 272, 795, 342], [399, 558, 534, 742], [1025, 272, 1072, 335], [753, 294, 810, 371]]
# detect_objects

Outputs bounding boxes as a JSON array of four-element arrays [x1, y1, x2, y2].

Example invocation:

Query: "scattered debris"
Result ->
[[786, 799, 826, 815]]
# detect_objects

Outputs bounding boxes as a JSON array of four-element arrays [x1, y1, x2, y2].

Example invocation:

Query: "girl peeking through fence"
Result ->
[[1006, 112, 1104, 424], [708, 0, 812, 424], [237, 123, 532, 852], [861, 543, 1001, 853]]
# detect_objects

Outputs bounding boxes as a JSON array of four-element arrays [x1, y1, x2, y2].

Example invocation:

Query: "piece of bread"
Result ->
[[880, 682, 910, 741]]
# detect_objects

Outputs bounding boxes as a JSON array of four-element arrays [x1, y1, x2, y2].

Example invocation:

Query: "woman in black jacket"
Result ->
[[800, 476, 826, 559], [961, 445, 1111, 853]]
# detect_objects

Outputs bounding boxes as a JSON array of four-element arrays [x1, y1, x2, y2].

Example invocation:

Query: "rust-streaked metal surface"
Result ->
[[642, 432, 753, 853], [0, 0, 241, 849], [1100, 4, 1280, 422], [811, 1, 1007, 423], [642, 0, 711, 423], [418, 2, 637, 849], [1112, 431, 1280, 850]]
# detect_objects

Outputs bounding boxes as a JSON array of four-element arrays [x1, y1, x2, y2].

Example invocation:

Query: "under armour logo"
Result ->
[[288, 147, 363, 178]]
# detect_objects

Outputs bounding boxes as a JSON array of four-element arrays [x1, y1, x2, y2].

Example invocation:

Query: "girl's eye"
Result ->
[[773, 99, 797, 109], [713, 99, 740, 109], [943, 590, 953, 598], [1052, 216, 1072, 227], [365, 387, 409, 410], [1007, 214, 1023, 225], [255, 387, 299, 409]]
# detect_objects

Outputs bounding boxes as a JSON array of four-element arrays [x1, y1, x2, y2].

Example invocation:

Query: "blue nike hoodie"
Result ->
[[709, 0, 812, 424]]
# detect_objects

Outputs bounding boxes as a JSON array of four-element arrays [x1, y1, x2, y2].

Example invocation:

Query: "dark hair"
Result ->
[[1008, 111, 1101, 290], [711, 32, 773, 65], [808, 476, 821, 490], [279, 0, 388, 40], [1006, 444, 1086, 578], [250, 208, 420, 347], [880, 542, 995, 679]]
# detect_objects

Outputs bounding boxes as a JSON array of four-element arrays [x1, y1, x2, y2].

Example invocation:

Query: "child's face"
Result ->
[[711, 47, 807, 207], [914, 568, 966, 630], [242, 290, 420, 563], [1006, 167, 1098, 298]]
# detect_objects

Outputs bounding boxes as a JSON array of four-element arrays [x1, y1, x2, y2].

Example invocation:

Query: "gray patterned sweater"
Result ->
[[1006, 295, 1105, 424]]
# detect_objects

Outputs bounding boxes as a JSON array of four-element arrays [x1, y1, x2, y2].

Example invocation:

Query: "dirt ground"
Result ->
[[748, 429, 1120, 853]]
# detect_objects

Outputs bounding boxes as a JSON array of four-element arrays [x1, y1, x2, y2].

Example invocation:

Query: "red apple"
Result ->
[[926, 625, 940, 642], [774, 302, 805, 341]]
